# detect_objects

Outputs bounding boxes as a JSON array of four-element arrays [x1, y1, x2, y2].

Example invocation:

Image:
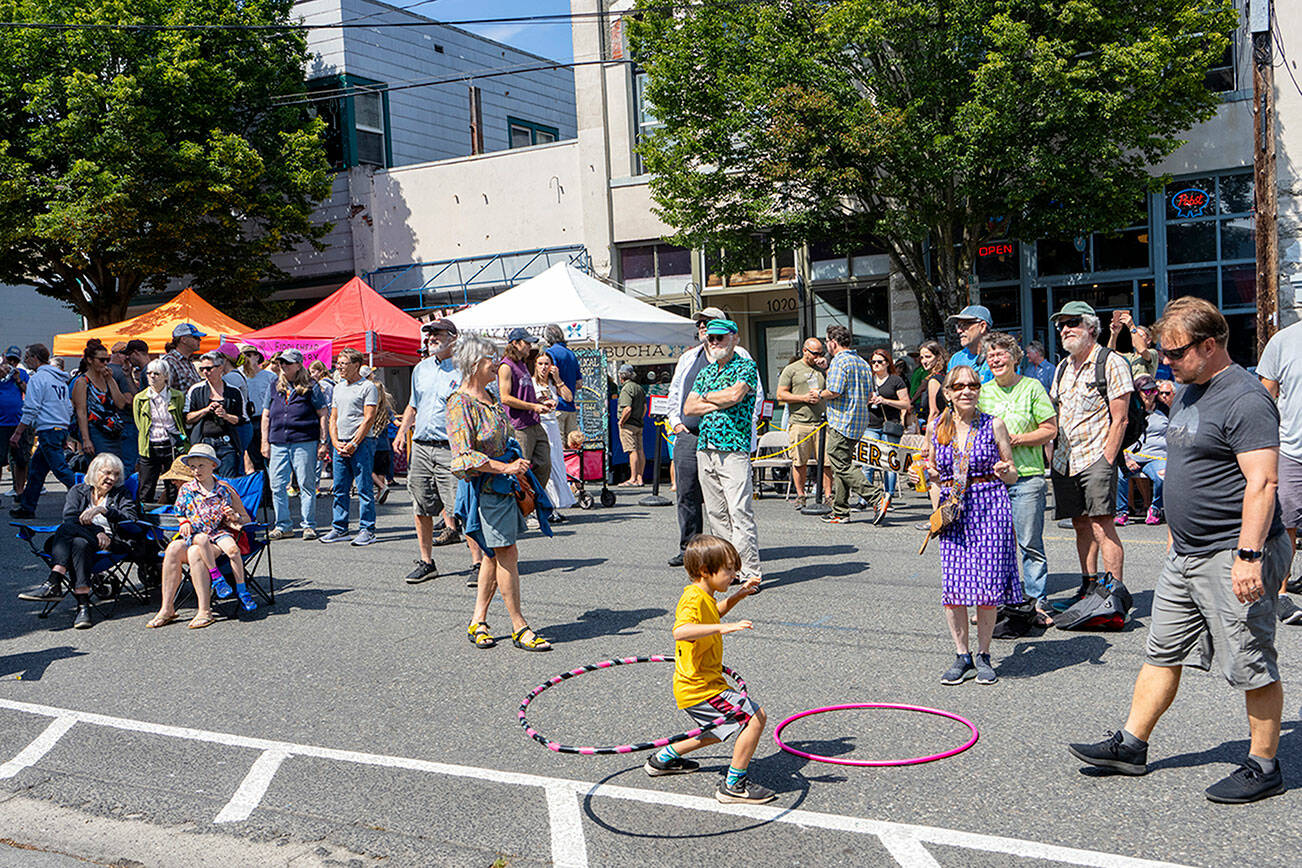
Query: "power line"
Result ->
[[1272, 14, 1302, 99], [333, 0, 449, 28]]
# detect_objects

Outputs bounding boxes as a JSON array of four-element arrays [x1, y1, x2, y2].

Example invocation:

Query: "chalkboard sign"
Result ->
[[575, 347, 608, 447]]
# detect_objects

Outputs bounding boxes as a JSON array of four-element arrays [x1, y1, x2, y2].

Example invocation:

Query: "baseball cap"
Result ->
[[110, 341, 127, 354], [705, 318, 739, 336], [278, 348, 304, 365], [421, 318, 458, 335], [618, 363, 635, 377], [945, 304, 993, 327], [172, 323, 206, 339], [237, 343, 263, 358], [1133, 373, 1157, 391], [693, 306, 727, 323], [124, 339, 149, 355], [1050, 300, 1097, 322], [506, 327, 539, 343], [4, 345, 21, 360]]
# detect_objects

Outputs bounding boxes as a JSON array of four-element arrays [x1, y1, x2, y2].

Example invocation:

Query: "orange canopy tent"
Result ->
[[235, 276, 422, 366], [52, 288, 251, 357]]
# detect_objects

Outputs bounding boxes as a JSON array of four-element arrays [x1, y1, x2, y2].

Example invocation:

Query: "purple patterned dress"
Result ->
[[932, 413, 1021, 606]]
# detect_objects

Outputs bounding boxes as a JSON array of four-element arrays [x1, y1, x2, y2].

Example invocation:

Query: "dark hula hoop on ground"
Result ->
[[518, 655, 748, 755]]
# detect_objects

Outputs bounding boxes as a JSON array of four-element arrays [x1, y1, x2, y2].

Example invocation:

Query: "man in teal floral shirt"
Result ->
[[684, 319, 762, 585]]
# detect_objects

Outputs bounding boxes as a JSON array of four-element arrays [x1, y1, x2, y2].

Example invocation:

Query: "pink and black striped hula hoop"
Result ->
[[773, 703, 979, 767], [518, 655, 748, 755]]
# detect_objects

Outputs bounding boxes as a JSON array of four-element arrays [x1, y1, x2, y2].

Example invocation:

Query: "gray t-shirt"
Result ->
[[332, 377, 378, 441], [1164, 364, 1285, 556], [1255, 320, 1302, 463]]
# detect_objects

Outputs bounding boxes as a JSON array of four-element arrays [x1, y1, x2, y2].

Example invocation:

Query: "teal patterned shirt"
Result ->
[[690, 354, 759, 452]]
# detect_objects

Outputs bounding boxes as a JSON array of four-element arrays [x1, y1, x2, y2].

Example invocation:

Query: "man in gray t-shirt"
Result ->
[[323, 349, 379, 545]]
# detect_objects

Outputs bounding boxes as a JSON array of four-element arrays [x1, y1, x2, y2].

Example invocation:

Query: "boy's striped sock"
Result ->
[[725, 765, 747, 789], [653, 743, 682, 764]]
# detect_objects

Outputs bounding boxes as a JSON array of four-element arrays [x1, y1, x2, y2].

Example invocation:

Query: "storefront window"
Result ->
[[619, 242, 692, 297], [1221, 217, 1254, 260], [1167, 267, 1218, 305], [1167, 222, 1218, 264], [981, 285, 1021, 331], [1093, 228, 1149, 271], [813, 284, 890, 349], [975, 241, 1019, 282], [1221, 263, 1256, 308], [1165, 172, 1256, 334], [1037, 237, 1089, 276]]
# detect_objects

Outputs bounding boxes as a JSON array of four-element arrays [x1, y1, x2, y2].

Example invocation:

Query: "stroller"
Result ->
[[563, 432, 614, 509]]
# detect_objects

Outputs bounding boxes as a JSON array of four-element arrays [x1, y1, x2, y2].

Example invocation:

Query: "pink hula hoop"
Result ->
[[772, 703, 979, 767]]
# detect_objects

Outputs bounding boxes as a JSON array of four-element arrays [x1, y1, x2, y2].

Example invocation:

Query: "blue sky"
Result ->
[[400, 0, 575, 63]]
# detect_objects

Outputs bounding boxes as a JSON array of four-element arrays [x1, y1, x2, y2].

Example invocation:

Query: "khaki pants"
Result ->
[[827, 427, 881, 518], [514, 423, 552, 490], [555, 410, 580, 445], [697, 448, 761, 579]]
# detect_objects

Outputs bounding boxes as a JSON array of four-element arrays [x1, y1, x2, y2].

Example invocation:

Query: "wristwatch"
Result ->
[[1236, 548, 1264, 563]]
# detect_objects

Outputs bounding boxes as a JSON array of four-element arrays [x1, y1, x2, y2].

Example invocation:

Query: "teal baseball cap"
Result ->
[[705, 318, 738, 336]]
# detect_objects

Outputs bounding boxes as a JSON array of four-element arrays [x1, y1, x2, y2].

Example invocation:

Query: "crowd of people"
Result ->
[[5, 292, 1302, 807]]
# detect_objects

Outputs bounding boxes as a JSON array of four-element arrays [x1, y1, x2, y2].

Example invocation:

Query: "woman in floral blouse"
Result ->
[[448, 332, 551, 652]]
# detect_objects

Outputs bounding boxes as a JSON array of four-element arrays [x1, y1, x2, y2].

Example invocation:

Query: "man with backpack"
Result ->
[[1048, 301, 1133, 612]]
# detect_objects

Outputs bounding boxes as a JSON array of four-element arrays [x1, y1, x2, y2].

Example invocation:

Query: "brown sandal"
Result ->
[[188, 614, 216, 630], [146, 613, 178, 629]]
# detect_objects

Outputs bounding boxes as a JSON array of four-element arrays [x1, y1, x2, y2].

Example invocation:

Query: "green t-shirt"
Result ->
[[618, 380, 646, 426], [978, 375, 1056, 477], [777, 359, 825, 425]]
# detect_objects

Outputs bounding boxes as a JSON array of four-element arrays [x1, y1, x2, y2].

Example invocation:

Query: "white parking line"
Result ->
[[0, 716, 76, 779], [0, 697, 1187, 868], [215, 749, 290, 824]]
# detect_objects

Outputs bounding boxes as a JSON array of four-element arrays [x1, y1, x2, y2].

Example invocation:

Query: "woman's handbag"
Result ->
[[918, 433, 973, 555], [514, 473, 537, 517], [872, 376, 905, 439]]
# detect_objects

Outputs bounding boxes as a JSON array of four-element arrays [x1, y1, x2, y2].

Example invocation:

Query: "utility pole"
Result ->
[[1251, 0, 1277, 355]]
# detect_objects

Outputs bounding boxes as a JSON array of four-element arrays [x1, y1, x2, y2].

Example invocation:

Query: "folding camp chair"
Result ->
[[11, 473, 153, 619], [158, 471, 275, 614]]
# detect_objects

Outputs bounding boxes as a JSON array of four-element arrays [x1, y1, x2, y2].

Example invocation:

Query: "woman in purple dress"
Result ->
[[921, 365, 1021, 686]]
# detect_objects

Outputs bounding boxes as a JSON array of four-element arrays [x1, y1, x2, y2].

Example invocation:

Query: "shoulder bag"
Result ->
[[873, 376, 905, 439]]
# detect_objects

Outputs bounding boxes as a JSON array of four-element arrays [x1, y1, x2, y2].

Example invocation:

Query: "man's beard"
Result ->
[[1062, 333, 1093, 356], [706, 344, 731, 363]]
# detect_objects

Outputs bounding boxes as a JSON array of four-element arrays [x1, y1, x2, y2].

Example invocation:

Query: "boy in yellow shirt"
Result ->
[[644, 534, 776, 804]]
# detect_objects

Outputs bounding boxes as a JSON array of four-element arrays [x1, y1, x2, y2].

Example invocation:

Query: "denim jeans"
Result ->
[[21, 428, 77, 512], [1116, 459, 1165, 514], [1007, 474, 1049, 601], [862, 427, 900, 496], [332, 437, 376, 533], [270, 441, 320, 532], [197, 436, 240, 478], [87, 427, 123, 461]]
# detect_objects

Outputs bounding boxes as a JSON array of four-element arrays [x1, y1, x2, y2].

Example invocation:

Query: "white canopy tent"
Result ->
[[446, 262, 697, 345]]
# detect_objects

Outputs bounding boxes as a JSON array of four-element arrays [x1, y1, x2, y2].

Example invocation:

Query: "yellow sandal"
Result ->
[[468, 621, 496, 649], [511, 625, 551, 652]]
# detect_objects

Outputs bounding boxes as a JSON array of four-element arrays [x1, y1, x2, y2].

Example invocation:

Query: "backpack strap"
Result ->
[[1093, 346, 1112, 398], [1053, 358, 1070, 403]]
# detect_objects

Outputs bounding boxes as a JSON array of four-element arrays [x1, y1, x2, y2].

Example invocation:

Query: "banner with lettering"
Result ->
[[237, 337, 333, 367]]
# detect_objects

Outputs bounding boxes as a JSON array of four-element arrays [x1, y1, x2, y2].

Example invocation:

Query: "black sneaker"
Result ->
[[433, 525, 462, 546], [18, 576, 63, 602], [1067, 731, 1148, 775], [644, 755, 700, 776], [73, 605, 92, 630], [1287, 574, 1302, 595], [404, 560, 439, 584], [9, 506, 34, 519], [715, 778, 777, 805], [974, 653, 998, 684], [1204, 759, 1285, 804], [1277, 596, 1302, 625], [667, 553, 684, 567], [940, 654, 976, 685]]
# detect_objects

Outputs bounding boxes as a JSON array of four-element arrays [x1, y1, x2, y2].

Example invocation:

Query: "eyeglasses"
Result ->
[[1159, 340, 1199, 361], [93, 356, 109, 362], [1158, 390, 1174, 397], [1056, 317, 1084, 330], [705, 334, 732, 343], [951, 382, 980, 392], [870, 358, 887, 365]]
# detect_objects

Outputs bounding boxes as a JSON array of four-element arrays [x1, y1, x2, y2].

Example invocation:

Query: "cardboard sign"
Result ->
[[854, 437, 918, 474]]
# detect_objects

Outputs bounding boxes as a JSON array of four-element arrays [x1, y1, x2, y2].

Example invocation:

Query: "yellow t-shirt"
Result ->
[[673, 584, 727, 708]]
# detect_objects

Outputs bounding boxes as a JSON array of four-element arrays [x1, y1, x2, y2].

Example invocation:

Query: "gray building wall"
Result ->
[[0, 285, 85, 351]]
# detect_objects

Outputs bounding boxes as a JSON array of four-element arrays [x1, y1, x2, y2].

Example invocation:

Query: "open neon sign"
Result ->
[[978, 243, 1014, 257]]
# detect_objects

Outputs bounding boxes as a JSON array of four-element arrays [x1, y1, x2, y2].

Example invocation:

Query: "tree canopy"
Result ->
[[630, 0, 1238, 335], [0, 0, 333, 326]]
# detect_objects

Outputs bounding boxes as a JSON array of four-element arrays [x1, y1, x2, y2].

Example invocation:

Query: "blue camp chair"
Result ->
[[154, 471, 275, 613], [11, 473, 153, 619]]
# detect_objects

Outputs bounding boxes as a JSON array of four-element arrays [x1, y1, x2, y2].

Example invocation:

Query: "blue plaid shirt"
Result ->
[[825, 350, 873, 439]]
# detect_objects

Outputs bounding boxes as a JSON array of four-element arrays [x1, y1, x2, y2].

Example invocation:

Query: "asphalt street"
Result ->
[[0, 474, 1299, 867]]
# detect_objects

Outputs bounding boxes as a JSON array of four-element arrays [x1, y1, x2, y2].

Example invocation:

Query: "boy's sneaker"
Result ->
[[1145, 506, 1163, 525], [405, 560, 439, 584], [1067, 731, 1148, 776], [318, 529, 350, 544], [974, 653, 998, 684], [715, 778, 777, 805], [940, 654, 976, 685], [1114, 514, 1129, 526], [644, 755, 700, 776], [210, 575, 235, 600], [1276, 596, 1302, 626], [820, 514, 849, 524], [1204, 758, 1285, 804]]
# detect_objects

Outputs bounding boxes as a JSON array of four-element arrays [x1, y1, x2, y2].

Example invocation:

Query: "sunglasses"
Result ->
[[93, 356, 109, 362], [1140, 387, 1158, 394], [951, 382, 980, 392], [806, 349, 826, 357], [198, 366, 214, 372], [705, 334, 732, 343], [1159, 340, 1199, 361], [1158, 390, 1174, 397], [870, 358, 888, 365], [1056, 317, 1084, 330], [954, 321, 981, 331]]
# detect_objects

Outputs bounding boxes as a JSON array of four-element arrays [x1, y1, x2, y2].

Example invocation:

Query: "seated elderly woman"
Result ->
[[145, 443, 253, 630], [16, 452, 140, 630]]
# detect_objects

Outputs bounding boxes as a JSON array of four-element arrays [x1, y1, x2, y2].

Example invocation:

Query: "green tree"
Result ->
[[630, 0, 1238, 336], [0, 0, 332, 326]]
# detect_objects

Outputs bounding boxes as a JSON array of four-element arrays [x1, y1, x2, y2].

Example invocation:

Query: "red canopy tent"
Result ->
[[236, 277, 422, 366]]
